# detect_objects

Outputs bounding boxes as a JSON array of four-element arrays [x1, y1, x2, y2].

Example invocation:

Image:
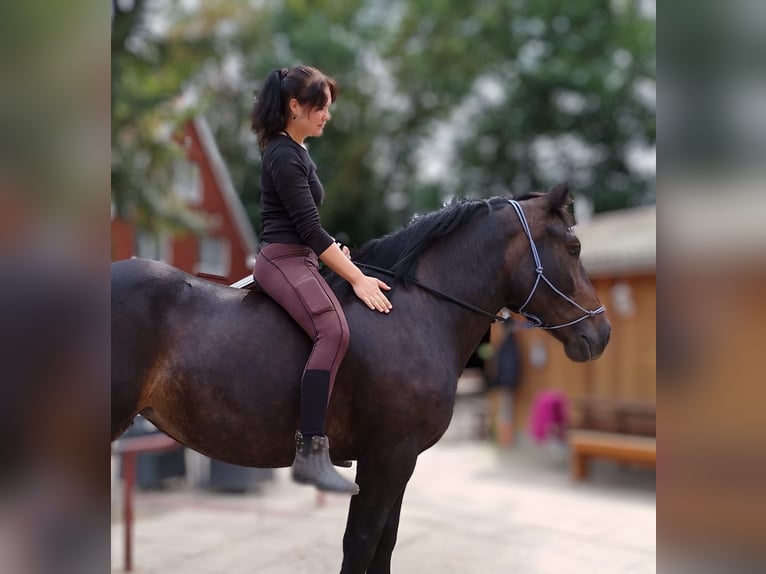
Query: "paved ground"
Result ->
[[110, 437, 655, 573]]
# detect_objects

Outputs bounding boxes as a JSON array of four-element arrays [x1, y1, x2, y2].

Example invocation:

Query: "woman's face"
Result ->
[[290, 85, 332, 141]]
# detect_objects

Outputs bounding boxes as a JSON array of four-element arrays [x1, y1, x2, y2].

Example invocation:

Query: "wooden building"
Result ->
[[111, 116, 258, 283]]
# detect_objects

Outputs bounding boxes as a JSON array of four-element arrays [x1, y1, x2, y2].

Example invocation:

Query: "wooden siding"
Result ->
[[492, 271, 656, 437]]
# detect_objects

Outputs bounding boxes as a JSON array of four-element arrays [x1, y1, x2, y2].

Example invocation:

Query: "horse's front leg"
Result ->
[[365, 489, 405, 574], [340, 445, 417, 574]]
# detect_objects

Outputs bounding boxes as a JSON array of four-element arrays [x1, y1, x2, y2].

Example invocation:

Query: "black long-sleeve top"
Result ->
[[259, 134, 335, 255]]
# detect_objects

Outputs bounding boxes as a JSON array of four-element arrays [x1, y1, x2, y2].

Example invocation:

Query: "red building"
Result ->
[[111, 116, 258, 284]]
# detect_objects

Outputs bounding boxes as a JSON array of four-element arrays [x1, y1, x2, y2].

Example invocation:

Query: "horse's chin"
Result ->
[[552, 318, 611, 362], [560, 332, 609, 362], [563, 337, 594, 362]]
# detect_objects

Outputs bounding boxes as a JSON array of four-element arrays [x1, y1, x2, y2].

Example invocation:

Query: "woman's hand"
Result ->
[[319, 242, 392, 313], [352, 275, 392, 313]]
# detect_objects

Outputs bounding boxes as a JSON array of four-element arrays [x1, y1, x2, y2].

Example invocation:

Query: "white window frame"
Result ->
[[135, 229, 172, 262], [195, 236, 230, 277], [173, 159, 203, 205]]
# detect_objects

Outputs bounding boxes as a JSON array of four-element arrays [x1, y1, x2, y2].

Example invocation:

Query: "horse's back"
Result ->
[[112, 258, 193, 304]]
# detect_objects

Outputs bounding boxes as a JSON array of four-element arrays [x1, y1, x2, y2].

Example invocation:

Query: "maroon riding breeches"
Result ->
[[253, 243, 350, 393]]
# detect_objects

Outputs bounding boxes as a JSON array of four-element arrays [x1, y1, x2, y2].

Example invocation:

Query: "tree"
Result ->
[[111, 0, 227, 234], [208, 0, 655, 244], [380, 0, 655, 213], [113, 0, 655, 244]]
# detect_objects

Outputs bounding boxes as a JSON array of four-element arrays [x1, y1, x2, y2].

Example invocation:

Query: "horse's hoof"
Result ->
[[332, 459, 352, 468]]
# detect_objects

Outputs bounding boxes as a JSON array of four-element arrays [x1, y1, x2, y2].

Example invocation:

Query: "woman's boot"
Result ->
[[292, 431, 359, 494]]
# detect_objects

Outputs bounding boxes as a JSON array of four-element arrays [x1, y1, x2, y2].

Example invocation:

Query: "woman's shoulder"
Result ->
[[265, 135, 306, 158], [265, 137, 309, 169]]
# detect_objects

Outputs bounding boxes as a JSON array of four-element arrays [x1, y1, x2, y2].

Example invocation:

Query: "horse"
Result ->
[[111, 183, 610, 573]]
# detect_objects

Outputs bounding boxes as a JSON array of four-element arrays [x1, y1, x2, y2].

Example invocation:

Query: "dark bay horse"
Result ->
[[111, 184, 610, 573]]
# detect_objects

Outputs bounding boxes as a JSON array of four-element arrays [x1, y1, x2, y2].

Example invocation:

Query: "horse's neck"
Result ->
[[413, 220, 510, 369]]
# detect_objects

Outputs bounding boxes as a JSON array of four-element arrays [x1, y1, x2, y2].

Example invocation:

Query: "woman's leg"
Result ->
[[253, 244, 356, 493], [254, 244, 349, 378]]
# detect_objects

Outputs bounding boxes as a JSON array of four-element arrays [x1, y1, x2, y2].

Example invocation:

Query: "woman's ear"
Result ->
[[288, 98, 301, 118]]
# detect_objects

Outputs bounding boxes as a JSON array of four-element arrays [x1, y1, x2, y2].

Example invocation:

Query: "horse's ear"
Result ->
[[547, 182, 573, 213]]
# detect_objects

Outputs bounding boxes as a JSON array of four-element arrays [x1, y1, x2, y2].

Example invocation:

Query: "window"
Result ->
[[196, 237, 230, 277], [173, 160, 202, 205], [135, 229, 172, 262]]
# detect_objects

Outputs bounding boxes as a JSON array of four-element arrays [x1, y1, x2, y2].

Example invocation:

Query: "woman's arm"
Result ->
[[319, 243, 392, 314]]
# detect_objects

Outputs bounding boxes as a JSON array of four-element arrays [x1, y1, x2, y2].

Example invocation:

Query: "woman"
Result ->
[[251, 66, 392, 494]]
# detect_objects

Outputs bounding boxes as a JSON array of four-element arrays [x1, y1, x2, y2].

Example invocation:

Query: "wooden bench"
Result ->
[[569, 430, 656, 481]]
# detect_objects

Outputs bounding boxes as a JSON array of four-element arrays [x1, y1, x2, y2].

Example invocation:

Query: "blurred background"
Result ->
[[5, 0, 766, 571], [109, 1, 657, 573], [111, 0, 655, 254]]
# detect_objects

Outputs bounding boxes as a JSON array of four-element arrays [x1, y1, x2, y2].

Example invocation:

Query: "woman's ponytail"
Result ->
[[251, 68, 287, 150]]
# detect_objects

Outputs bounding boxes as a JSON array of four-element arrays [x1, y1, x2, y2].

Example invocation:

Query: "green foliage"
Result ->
[[112, 0, 210, 233], [113, 0, 655, 244], [1, 0, 106, 217]]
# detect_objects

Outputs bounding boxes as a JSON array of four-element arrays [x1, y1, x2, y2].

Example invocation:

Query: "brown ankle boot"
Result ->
[[291, 432, 359, 494]]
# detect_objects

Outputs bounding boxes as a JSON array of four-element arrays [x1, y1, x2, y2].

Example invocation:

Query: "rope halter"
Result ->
[[507, 199, 605, 330]]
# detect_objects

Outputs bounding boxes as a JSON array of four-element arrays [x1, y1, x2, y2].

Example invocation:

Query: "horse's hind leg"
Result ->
[[340, 446, 417, 574]]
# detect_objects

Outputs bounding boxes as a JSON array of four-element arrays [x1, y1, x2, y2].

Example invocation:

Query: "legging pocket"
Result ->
[[295, 277, 335, 315]]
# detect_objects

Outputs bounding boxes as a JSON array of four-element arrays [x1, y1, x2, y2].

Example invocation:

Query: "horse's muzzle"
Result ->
[[563, 318, 611, 362]]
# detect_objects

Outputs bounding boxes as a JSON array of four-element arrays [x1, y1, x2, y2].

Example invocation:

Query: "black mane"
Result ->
[[322, 189, 574, 293], [325, 196, 514, 288], [360, 198, 502, 282]]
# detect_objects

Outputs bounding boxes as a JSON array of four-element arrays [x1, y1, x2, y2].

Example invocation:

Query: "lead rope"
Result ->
[[355, 262, 509, 324]]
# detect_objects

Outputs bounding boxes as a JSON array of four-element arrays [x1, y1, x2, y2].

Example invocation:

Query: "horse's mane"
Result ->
[[324, 196, 508, 288], [322, 190, 574, 291]]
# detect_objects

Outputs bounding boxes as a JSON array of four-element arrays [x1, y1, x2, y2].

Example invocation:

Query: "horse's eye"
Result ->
[[568, 245, 581, 256]]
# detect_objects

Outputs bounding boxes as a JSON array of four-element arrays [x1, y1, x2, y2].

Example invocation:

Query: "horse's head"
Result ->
[[503, 183, 611, 362]]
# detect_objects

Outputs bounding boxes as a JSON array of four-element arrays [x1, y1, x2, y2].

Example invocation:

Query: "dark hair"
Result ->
[[251, 65, 338, 150]]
